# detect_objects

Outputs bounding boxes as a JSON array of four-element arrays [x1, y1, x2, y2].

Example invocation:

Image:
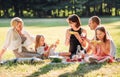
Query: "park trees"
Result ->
[[0, 0, 120, 18]]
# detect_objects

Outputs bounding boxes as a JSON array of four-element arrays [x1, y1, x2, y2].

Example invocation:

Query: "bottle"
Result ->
[[76, 45, 85, 59]]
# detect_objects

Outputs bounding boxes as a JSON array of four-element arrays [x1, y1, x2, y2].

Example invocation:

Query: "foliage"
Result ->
[[0, 0, 120, 18]]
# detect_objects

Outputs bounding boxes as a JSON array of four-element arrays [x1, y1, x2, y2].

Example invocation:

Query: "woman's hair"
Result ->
[[95, 26, 107, 42], [10, 17, 24, 27], [67, 14, 81, 28], [90, 16, 101, 25], [35, 35, 44, 51]]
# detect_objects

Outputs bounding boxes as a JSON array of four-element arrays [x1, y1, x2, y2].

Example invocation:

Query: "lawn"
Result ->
[[0, 17, 120, 77]]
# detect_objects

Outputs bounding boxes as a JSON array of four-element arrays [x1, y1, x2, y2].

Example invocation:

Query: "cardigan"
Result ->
[[2, 28, 35, 53]]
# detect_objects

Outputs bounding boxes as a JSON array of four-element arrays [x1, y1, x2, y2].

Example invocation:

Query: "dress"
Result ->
[[37, 45, 59, 58], [94, 42, 113, 62], [93, 29, 116, 58], [69, 28, 83, 58]]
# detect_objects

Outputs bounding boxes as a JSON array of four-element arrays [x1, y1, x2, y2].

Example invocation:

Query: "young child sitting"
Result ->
[[35, 35, 71, 59], [85, 26, 115, 63]]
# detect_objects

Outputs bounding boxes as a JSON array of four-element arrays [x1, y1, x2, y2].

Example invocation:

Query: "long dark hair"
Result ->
[[95, 26, 107, 42], [35, 35, 44, 52], [67, 14, 81, 28]]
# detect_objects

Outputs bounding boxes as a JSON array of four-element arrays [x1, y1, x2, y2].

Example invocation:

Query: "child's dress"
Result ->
[[93, 44, 114, 62], [36, 46, 59, 58]]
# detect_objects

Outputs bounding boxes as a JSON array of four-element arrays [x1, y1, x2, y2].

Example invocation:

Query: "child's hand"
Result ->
[[44, 45, 49, 51], [49, 44, 54, 48], [55, 39, 60, 45], [90, 40, 101, 46]]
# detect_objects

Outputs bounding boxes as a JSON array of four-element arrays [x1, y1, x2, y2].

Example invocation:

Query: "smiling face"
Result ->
[[88, 20, 97, 30], [15, 22, 23, 32], [88, 16, 101, 30], [11, 17, 24, 32], [35, 35, 45, 51], [95, 26, 107, 42], [39, 36, 45, 46], [96, 30, 105, 41]]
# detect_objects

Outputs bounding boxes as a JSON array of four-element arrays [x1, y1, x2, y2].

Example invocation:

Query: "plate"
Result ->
[[49, 56, 64, 59]]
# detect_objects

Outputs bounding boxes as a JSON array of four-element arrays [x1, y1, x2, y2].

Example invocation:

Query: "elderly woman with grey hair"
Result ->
[[0, 17, 41, 60]]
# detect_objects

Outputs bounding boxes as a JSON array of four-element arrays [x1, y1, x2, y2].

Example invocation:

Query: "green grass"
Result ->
[[0, 17, 120, 77]]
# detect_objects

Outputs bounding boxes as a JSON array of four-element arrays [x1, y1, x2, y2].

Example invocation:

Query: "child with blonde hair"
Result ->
[[35, 35, 71, 59]]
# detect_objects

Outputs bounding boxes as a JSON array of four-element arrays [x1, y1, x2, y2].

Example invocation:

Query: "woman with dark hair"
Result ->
[[65, 14, 87, 58]]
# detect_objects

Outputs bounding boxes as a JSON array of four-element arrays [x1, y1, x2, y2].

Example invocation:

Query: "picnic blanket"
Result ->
[[0, 57, 44, 65]]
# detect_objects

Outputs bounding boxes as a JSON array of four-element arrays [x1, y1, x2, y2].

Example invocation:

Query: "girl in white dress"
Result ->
[[35, 35, 71, 59]]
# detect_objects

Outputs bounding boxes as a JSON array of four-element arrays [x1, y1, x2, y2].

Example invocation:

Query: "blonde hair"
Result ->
[[10, 17, 24, 27], [35, 35, 45, 52]]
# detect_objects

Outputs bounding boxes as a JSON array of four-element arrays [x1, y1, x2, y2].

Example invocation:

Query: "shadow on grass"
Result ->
[[26, 63, 71, 77], [59, 63, 105, 77], [0, 62, 19, 69], [0, 59, 43, 69]]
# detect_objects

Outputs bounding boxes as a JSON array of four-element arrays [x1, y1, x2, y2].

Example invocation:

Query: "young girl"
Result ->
[[65, 14, 87, 58], [35, 35, 71, 59], [86, 26, 114, 63]]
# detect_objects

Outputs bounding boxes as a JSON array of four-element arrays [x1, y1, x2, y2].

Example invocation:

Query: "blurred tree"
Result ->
[[0, 0, 12, 17], [82, 0, 120, 16], [0, 0, 120, 18]]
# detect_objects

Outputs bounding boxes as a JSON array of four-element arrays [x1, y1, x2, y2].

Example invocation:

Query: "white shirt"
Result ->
[[2, 28, 35, 53]]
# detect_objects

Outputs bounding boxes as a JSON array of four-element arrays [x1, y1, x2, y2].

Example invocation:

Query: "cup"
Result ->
[[66, 58, 71, 62]]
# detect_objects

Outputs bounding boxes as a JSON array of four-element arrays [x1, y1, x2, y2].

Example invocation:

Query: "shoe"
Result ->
[[115, 58, 120, 62], [89, 57, 98, 64]]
